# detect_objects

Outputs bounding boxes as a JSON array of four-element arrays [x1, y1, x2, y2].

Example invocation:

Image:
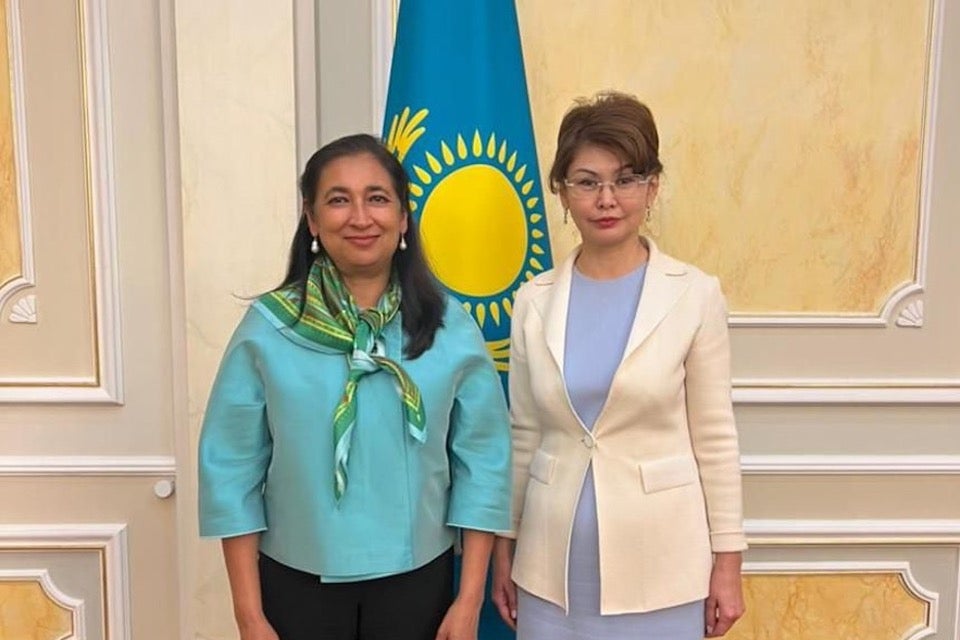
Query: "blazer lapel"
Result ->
[[536, 250, 577, 374], [621, 239, 691, 358]]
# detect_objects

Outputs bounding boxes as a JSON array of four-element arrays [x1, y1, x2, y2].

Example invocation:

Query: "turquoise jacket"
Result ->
[[198, 295, 512, 581]]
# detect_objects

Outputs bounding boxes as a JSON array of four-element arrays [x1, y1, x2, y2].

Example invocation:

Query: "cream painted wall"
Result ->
[[174, 2, 297, 638]]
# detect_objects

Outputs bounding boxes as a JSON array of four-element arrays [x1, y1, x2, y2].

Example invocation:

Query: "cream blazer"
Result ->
[[507, 239, 746, 615]]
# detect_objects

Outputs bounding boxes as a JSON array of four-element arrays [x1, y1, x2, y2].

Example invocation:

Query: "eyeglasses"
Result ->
[[562, 174, 652, 199]]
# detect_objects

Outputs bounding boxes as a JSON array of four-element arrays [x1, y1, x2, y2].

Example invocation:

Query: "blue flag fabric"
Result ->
[[383, 0, 553, 380], [383, 2, 553, 638]]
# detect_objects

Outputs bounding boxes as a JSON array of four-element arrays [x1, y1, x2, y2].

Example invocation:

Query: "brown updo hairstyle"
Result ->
[[548, 91, 664, 193]]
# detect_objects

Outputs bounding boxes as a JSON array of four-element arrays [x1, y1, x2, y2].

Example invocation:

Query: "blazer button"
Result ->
[[581, 434, 596, 448]]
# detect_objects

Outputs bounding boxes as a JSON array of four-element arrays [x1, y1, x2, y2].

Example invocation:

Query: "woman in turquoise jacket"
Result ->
[[198, 134, 512, 640]]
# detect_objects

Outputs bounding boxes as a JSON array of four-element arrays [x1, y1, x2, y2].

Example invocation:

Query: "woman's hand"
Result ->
[[704, 552, 745, 637], [237, 614, 279, 640], [490, 537, 518, 630], [435, 595, 481, 640]]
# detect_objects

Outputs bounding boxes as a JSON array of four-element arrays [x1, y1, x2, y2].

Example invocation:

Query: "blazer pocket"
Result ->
[[529, 449, 557, 484], [639, 455, 699, 493]]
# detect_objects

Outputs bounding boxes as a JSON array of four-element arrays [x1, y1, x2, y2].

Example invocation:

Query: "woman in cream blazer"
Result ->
[[493, 93, 746, 639]]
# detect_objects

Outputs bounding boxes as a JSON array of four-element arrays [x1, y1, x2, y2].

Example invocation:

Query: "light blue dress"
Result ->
[[517, 263, 705, 640]]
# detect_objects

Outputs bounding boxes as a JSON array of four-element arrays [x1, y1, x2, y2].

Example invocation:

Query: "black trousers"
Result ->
[[259, 548, 454, 640]]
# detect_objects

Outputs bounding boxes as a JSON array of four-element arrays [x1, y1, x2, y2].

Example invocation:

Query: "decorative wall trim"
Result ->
[[8, 292, 36, 323], [81, 0, 123, 404], [745, 518, 960, 545], [370, 0, 394, 135], [732, 378, 960, 404], [897, 298, 925, 328], [741, 454, 960, 475], [741, 560, 938, 640], [726, 282, 928, 327], [0, 455, 176, 477], [0, 568, 86, 639], [0, 524, 130, 640], [0, 0, 36, 311], [0, 0, 123, 404]]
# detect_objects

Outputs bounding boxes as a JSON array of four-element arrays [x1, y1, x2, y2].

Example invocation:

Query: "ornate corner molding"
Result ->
[[897, 298, 925, 328], [7, 292, 36, 323]]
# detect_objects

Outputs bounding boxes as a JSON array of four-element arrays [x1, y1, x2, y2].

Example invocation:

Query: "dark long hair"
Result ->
[[277, 134, 445, 359]]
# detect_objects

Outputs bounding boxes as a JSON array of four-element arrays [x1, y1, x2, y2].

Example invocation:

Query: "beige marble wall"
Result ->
[[517, 0, 930, 316], [728, 572, 928, 640], [175, 1, 297, 637], [0, 0, 21, 289], [0, 582, 71, 640]]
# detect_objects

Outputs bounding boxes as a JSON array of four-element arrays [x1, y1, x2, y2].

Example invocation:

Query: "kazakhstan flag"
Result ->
[[383, 0, 553, 375]]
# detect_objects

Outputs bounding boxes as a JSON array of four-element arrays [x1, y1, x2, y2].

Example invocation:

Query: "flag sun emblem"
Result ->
[[387, 107, 551, 371]]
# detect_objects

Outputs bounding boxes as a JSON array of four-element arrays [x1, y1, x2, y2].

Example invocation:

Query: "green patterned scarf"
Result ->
[[260, 255, 426, 502]]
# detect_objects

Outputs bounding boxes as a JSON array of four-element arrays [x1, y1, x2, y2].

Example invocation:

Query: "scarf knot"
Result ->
[[260, 256, 426, 502]]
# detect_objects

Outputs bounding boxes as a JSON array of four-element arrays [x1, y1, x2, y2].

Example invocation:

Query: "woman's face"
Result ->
[[559, 144, 658, 251], [307, 152, 408, 279]]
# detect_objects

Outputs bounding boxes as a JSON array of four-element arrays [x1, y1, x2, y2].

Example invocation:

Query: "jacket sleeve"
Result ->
[[445, 309, 513, 533], [684, 277, 747, 552], [504, 283, 543, 538], [197, 311, 272, 538]]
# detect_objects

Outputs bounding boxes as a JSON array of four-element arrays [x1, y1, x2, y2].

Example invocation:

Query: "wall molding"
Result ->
[[0, 455, 176, 477], [897, 298, 925, 328], [0, 0, 36, 311], [746, 518, 960, 544], [8, 293, 36, 323], [0, 568, 87, 639], [0, 523, 129, 640], [742, 560, 938, 640], [80, 0, 123, 404], [732, 377, 960, 404], [741, 454, 960, 475], [370, 0, 394, 135], [0, 0, 124, 404]]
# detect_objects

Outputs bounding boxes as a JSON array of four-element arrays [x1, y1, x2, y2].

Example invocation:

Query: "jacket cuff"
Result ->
[[710, 531, 748, 552]]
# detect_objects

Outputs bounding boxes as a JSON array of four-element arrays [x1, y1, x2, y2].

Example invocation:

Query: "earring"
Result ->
[[563, 208, 569, 225], [399, 234, 408, 251], [644, 205, 652, 223], [310, 236, 320, 254]]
